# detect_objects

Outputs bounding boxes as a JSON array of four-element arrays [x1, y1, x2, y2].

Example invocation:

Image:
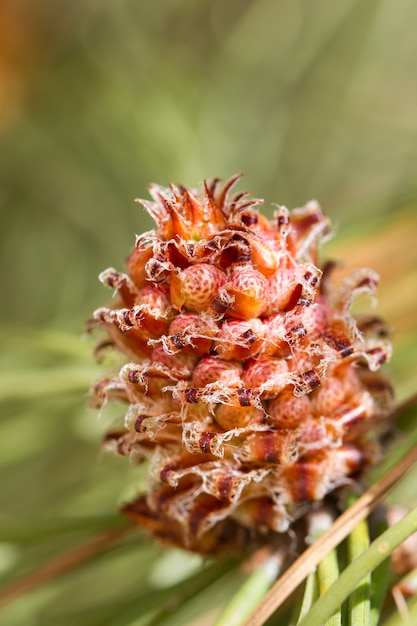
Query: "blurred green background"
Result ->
[[0, 1, 416, 624]]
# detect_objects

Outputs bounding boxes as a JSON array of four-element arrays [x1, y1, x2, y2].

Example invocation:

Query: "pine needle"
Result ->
[[242, 395, 417, 626], [0, 526, 133, 607], [296, 507, 417, 626]]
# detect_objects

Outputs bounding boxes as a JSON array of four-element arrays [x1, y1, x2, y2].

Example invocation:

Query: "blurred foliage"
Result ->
[[0, 0, 416, 624]]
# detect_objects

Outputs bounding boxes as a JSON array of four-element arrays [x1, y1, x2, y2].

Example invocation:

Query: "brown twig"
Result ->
[[0, 526, 132, 607], [242, 395, 417, 626]]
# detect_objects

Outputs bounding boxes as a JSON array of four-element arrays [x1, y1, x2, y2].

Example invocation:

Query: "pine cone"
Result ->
[[90, 176, 393, 554]]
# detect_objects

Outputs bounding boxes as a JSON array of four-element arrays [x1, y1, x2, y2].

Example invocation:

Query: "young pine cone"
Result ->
[[90, 176, 393, 554]]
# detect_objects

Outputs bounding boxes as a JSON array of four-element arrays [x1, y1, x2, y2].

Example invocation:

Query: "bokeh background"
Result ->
[[1, 1, 416, 624]]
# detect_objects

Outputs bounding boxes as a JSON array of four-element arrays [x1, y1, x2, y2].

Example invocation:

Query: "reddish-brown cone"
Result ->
[[90, 176, 393, 554]]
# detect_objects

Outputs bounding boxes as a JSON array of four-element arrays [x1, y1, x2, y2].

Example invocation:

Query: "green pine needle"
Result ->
[[297, 507, 417, 626], [213, 552, 283, 626]]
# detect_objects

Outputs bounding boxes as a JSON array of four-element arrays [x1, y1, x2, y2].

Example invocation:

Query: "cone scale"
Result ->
[[90, 176, 393, 554]]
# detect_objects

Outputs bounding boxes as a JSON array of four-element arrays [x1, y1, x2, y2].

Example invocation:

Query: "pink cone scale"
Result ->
[[220, 265, 270, 319], [170, 263, 226, 312], [90, 176, 393, 554]]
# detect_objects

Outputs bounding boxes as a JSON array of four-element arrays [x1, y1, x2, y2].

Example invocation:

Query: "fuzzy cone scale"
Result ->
[[90, 177, 393, 554]]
